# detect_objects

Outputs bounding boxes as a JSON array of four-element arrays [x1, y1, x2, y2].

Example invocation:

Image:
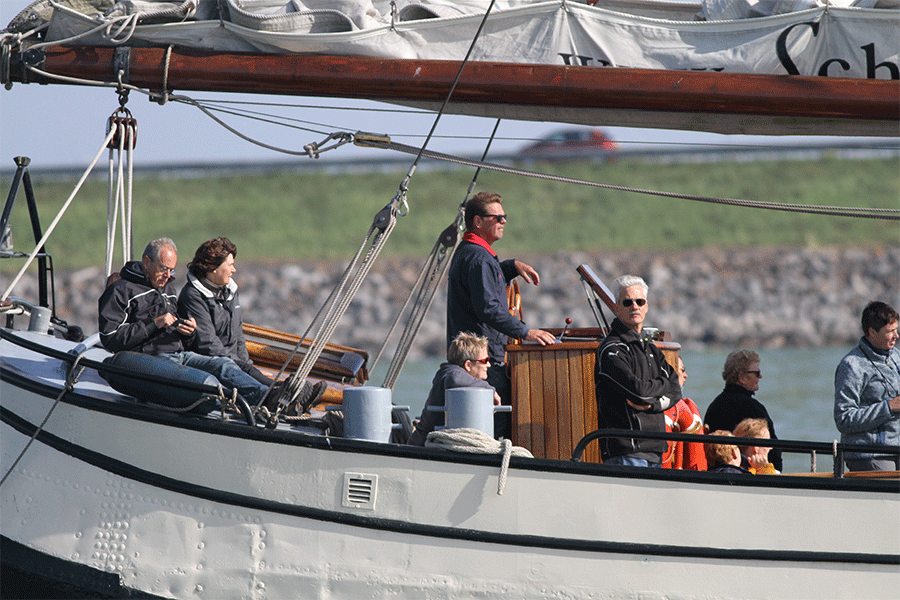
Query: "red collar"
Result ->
[[462, 232, 496, 256]]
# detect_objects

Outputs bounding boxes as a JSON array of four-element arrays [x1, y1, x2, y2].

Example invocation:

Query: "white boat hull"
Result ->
[[2, 331, 898, 599]]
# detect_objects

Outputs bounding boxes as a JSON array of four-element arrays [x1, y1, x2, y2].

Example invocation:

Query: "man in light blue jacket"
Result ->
[[834, 301, 900, 471]]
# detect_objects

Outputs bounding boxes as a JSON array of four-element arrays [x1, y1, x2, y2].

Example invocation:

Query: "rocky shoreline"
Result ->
[[10, 244, 898, 358]]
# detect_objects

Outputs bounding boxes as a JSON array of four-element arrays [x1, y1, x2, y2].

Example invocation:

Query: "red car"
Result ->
[[520, 128, 617, 160]]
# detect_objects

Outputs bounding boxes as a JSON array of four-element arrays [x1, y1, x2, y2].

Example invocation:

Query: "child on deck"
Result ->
[[734, 417, 780, 474], [704, 431, 751, 474]]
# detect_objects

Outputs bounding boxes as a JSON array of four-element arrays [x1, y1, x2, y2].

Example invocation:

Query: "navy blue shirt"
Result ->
[[446, 240, 529, 363]]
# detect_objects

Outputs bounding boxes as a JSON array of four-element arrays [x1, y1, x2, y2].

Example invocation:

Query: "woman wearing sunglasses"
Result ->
[[408, 332, 501, 446], [704, 348, 782, 471]]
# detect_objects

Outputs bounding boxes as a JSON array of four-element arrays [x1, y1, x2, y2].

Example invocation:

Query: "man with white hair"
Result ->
[[594, 274, 681, 467]]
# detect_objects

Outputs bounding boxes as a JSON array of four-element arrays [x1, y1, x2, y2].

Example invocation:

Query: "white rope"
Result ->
[[377, 120, 500, 386], [106, 146, 116, 274], [263, 195, 402, 418], [105, 120, 136, 275], [125, 130, 134, 261], [24, 2, 138, 51], [1, 126, 117, 302], [110, 119, 135, 274], [105, 126, 121, 275], [292, 203, 398, 381], [425, 428, 533, 495]]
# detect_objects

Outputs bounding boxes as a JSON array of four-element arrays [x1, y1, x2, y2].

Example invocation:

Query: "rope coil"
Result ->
[[425, 428, 533, 495]]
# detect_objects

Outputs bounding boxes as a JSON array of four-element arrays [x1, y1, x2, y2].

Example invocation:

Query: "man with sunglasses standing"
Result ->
[[447, 192, 556, 438], [594, 275, 682, 467], [99, 238, 272, 409]]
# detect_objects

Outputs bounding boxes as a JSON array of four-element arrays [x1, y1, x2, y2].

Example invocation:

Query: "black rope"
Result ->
[[371, 140, 900, 221], [401, 0, 499, 175], [1, 356, 85, 486]]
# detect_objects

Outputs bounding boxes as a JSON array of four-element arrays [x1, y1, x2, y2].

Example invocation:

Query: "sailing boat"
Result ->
[[2, 1, 899, 598]]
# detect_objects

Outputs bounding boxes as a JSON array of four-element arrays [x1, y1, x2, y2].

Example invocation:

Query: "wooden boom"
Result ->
[[7, 45, 898, 136]]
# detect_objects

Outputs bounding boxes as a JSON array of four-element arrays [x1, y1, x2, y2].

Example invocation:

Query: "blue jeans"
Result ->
[[163, 351, 269, 404], [604, 456, 662, 468]]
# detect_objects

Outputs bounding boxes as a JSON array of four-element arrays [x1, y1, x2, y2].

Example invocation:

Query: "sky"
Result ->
[[0, 71, 729, 170], [0, 0, 893, 171]]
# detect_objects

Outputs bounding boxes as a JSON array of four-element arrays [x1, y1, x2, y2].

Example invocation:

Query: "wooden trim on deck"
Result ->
[[509, 340, 600, 463]]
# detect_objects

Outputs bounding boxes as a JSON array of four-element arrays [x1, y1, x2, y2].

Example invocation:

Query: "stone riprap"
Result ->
[[7, 245, 897, 358]]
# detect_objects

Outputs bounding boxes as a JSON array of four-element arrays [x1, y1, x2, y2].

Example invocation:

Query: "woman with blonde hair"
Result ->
[[408, 332, 499, 446]]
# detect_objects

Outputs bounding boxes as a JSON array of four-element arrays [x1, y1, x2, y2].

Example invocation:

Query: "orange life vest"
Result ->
[[662, 398, 708, 471]]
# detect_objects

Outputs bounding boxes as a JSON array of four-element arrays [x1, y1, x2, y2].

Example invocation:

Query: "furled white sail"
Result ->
[[7, 0, 897, 80]]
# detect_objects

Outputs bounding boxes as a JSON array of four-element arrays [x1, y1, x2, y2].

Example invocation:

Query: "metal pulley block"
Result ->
[[107, 108, 138, 150]]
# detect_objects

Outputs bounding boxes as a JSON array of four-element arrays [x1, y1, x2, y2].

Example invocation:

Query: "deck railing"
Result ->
[[572, 428, 900, 478]]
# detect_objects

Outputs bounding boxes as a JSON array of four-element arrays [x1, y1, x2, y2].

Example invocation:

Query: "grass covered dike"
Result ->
[[1, 156, 897, 271]]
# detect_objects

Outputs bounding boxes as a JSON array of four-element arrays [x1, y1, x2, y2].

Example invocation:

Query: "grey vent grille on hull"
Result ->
[[343, 473, 377, 510]]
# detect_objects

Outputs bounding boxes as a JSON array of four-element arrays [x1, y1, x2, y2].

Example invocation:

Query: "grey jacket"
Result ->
[[408, 362, 495, 446], [833, 338, 900, 459], [178, 273, 252, 371]]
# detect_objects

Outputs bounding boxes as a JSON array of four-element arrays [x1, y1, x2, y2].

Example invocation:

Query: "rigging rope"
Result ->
[[105, 110, 137, 276], [0, 356, 85, 487], [374, 119, 503, 387], [1, 126, 117, 302], [14, 60, 896, 221], [398, 0, 498, 178], [371, 139, 900, 221], [263, 0, 499, 418], [265, 198, 401, 422]]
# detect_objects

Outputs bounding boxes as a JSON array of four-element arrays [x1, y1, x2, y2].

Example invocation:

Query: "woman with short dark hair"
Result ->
[[178, 237, 326, 412], [407, 332, 499, 446], [178, 237, 265, 379]]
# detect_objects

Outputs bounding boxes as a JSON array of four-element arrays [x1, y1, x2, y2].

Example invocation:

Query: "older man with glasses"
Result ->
[[447, 191, 556, 439], [98, 237, 274, 410], [594, 274, 682, 467]]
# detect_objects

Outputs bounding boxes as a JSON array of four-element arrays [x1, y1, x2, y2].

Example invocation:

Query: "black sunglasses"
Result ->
[[480, 213, 507, 222], [621, 298, 646, 307]]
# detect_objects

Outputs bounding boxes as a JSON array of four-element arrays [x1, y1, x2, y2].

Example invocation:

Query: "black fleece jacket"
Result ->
[[98, 261, 195, 354], [594, 318, 682, 462]]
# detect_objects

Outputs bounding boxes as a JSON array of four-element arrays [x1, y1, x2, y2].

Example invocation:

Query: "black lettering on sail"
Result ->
[[818, 58, 850, 76], [776, 22, 819, 76], [558, 53, 611, 67], [861, 43, 899, 80]]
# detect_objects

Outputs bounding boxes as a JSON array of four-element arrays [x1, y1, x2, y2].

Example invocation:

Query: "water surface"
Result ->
[[375, 345, 856, 473]]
